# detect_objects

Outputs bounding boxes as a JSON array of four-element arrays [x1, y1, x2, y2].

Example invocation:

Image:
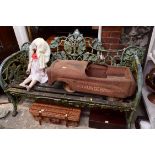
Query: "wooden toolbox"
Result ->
[[89, 109, 127, 129], [29, 102, 81, 127]]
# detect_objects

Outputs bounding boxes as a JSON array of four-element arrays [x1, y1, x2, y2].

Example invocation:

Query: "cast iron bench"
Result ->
[[0, 29, 144, 128]]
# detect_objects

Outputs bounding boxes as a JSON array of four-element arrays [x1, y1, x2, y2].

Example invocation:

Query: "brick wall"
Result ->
[[101, 26, 126, 50]]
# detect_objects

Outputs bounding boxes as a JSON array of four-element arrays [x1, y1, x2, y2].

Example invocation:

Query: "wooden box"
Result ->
[[89, 109, 127, 129], [29, 102, 81, 127]]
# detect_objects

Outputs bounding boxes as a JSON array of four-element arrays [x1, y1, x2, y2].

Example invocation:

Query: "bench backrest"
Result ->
[[21, 29, 144, 69], [49, 29, 144, 71], [0, 29, 144, 91]]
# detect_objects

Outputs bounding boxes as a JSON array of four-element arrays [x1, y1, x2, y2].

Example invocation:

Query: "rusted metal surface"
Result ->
[[47, 60, 136, 98]]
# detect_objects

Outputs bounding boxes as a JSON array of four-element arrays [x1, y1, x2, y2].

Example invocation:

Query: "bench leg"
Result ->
[[127, 120, 132, 129], [6, 93, 19, 117], [12, 99, 18, 117], [126, 111, 135, 129]]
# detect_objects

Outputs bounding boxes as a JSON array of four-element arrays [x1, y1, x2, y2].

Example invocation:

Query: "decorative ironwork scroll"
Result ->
[[50, 29, 144, 68]]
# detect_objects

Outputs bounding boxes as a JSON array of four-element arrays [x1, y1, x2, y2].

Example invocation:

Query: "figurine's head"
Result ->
[[29, 37, 51, 64]]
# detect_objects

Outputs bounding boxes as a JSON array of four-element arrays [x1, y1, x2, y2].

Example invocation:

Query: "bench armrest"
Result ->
[[132, 54, 143, 108], [0, 50, 28, 91]]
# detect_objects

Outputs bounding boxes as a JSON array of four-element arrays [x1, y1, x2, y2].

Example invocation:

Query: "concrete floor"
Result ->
[[0, 94, 146, 129], [0, 95, 90, 129]]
